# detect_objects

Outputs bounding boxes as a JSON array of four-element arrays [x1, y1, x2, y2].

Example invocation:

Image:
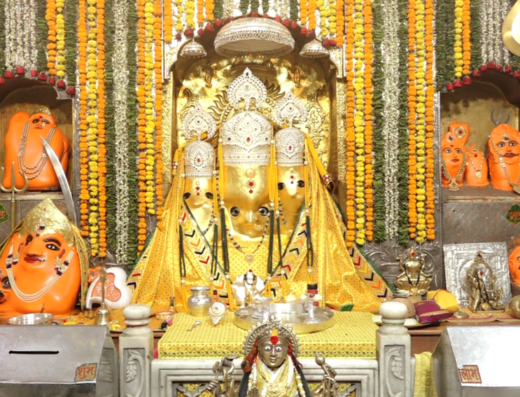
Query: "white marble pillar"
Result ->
[[119, 303, 154, 397], [377, 301, 412, 397]]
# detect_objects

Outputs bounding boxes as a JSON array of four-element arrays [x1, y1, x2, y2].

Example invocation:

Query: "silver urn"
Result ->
[[187, 286, 213, 317]]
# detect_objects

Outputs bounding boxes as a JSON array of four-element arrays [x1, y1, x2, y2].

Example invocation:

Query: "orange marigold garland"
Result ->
[[197, 0, 204, 26], [78, 0, 89, 236], [97, 0, 107, 257], [309, 0, 316, 32], [206, 0, 214, 22], [335, 0, 344, 46], [55, 0, 65, 79], [425, 0, 435, 240], [345, 0, 355, 247], [46, 0, 57, 76], [363, 0, 373, 241], [154, 0, 164, 225], [462, 0, 471, 76], [407, 0, 417, 239], [144, 0, 155, 219], [300, 0, 308, 26], [164, 0, 173, 42]]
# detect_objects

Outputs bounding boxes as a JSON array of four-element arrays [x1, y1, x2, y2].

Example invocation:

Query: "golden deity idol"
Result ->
[[128, 68, 384, 314], [394, 247, 432, 297], [0, 198, 88, 318]]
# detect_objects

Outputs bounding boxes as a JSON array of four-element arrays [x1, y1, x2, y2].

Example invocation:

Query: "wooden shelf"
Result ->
[[0, 191, 64, 201], [442, 185, 520, 203]]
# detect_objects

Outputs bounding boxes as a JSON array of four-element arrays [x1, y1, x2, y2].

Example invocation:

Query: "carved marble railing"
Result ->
[[119, 302, 411, 397]]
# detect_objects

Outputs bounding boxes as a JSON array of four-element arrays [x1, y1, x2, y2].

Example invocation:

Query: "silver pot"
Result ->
[[188, 286, 212, 317]]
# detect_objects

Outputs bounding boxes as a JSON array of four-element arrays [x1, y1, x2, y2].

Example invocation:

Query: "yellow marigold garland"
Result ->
[[407, 0, 417, 239], [55, 0, 65, 79], [175, 0, 184, 34], [425, 0, 435, 240], [79, 0, 89, 236], [415, 0, 426, 243], [345, 0, 355, 247], [354, 0, 365, 245], [454, 0, 463, 79], [164, 0, 173, 42], [328, 0, 336, 39], [137, 0, 148, 252], [186, 0, 195, 30], [46, 0, 57, 75], [335, 0, 344, 46], [97, 0, 107, 257], [462, 0, 471, 76], [318, 0, 328, 38], [154, 0, 164, 225], [363, 1, 373, 241], [86, 0, 99, 254]]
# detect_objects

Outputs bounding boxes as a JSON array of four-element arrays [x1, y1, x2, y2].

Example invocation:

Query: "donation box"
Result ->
[[433, 325, 520, 397], [0, 325, 118, 397]]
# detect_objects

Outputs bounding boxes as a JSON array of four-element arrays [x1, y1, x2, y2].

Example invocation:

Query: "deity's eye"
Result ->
[[278, 183, 285, 190], [46, 243, 59, 251], [32, 118, 39, 124], [205, 192, 214, 200], [444, 148, 452, 153], [264, 345, 271, 351], [510, 141, 518, 147], [498, 142, 506, 147], [26, 234, 33, 245], [275, 346, 282, 352], [41, 119, 50, 125], [259, 207, 269, 216], [183, 193, 191, 199], [456, 149, 463, 154], [297, 180, 305, 188], [230, 207, 240, 217]]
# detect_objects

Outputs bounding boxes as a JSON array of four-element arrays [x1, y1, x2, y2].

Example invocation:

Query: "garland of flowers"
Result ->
[[154, 0, 164, 226], [206, 0, 214, 21], [454, 0, 463, 80], [462, 0, 471, 76], [55, 0, 65, 79], [434, 0, 446, 87], [29, 0, 38, 72], [78, 0, 89, 236], [345, 0, 355, 247], [175, 0, 184, 35], [65, 0, 77, 84], [214, 0, 223, 19], [407, 0, 417, 240], [36, 0, 47, 72], [5, 0, 14, 71], [372, 0, 384, 241], [46, 0, 57, 76], [308, 0, 316, 32], [197, 0, 204, 25], [127, 0, 139, 263], [354, 0, 365, 245], [425, 0, 435, 241], [501, 0, 511, 67], [318, 0, 328, 38], [261, 0, 268, 14], [414, 0, 426, 243], [164, 0, 173, 42], [137, 0, 147, 252], [186, 0, 195, 30], [300, 0, 307, 26], [363, 0, 373, 242], [335, 0, 344, 45], [0, 0, 5, 76], [470, 0, 482, 71], [397, 0, 409, 244]]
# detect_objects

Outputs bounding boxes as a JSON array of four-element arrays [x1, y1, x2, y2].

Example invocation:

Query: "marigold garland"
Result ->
[[335, 0, 344, 45], [300, 0, 307, 26], [407, 0, 417, 239], [462, 0, 471, 76], [78, 0, 89, 236], [164, 0, 173, 42], [64, 0, 77, 83], [206, 0, 214, 21], [414, 0, 426, 243], [175, 0, 184, 33], [308, 0, 316, 31], [318, 0, 328, 38], [345, 0, 356, 247], [425, 0, 435, 241], [363, 1, 373, 241], [154, 0, 164, 225], [55, 0, 65, 79], [186, 0, 195, 30], [46, 0, 57, 75], [454, 0, 463, 79], [197, 0, 204, 26]]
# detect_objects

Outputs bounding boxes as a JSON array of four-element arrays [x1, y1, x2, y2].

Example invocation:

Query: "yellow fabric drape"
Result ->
[[414, 352, 438, 397]]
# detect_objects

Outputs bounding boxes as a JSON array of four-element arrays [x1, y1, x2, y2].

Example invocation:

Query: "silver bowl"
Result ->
[[8, 313, 54, 325]]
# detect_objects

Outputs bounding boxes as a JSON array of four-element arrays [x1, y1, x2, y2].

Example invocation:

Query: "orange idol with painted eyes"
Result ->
[[3, 109, 70, 191], [441, 132, 466, 190], [0, 198, 88, 318], [509, 246, 520, 285], [488, 123, 520, 192]]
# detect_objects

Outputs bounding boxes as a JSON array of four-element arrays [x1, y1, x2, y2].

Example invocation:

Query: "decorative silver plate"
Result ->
[[443, 242, 512, 307], [8, 313, 54, 325], [234, 302, 335, 334]]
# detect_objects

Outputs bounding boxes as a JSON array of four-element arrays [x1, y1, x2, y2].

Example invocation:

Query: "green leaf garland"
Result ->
[[36, 0, 47, 72], [0, 0, 5, 74], [214, 0, 223, 19], [64, 0, 77, 82], [435, 0, 447, 88], [470, 0, 482, 70]]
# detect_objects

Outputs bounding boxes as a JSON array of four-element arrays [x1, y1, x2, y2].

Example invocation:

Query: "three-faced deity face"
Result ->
[[509, 246, 520, 285], [489, 125, 520, 165], [277, 165, 305, 234], [258, 339, 289, 369], [223, 164, 270, 239], [28, 112, 57, 133]]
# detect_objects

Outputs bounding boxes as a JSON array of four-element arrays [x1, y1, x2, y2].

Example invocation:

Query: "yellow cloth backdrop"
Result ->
[[413, 352, 438, 397], [158, 312, 378, 359]]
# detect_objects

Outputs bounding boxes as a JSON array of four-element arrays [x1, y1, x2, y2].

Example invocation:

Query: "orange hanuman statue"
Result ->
[[487, 123, 520, 192], [2, 110, 70, 191]]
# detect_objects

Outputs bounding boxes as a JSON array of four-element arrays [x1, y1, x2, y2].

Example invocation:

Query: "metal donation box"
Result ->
[[433, 325, 520, 397], [0, 325, 118, 397]]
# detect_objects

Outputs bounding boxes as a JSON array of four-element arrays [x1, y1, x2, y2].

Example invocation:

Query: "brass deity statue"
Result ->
[[128, 68, 385, 314], [465, 252, 504, 312], [207, 321, 338, 397], [394, 247, 432, 297]]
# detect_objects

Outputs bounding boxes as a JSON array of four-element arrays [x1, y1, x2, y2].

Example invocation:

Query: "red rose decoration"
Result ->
[[38, 72, 47, 81], [472, 70, 481, 77], [274, 16, 282, 23], [505, 64, 513, 74], [0, 77, 4, 85], [291, 21, 298, 29], [480, 65, 488, 72], [454, 79, 463, 88], [185, 28, 194, 37], [197, 28, 204, 36], [514, 71, 520, 79], [4, 70, 14, 79], [462, 76, 471, 85], [446, 82, 454, 91], [263, 13, 270, 18], [251, 11, 258, 17], [57, 80, 66, 89], [205, 23, 214, 32], [308, 30, 316, 39], [66, 86, 76, 96], [175, 33, 182, 40], [283, 18, 290, 27], [330, 39, 337, 47], [15, 66, 25, 75], [301, 27, 308, 35], [495, 64, 502, 72], [48, 76, 56, 85], [487, 61, 496, 70], [214, 19, 223, 27], [31, 69, 38, 78]]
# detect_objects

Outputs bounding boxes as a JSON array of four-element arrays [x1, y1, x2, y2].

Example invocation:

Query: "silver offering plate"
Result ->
[[8, 313, 54, 325], [234, 302, 335, 334]]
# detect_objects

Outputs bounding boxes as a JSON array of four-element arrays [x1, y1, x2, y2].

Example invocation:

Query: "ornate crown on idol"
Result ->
[[221, 68, 273, 166], [243, 320, 299, 357], [274, 93, 308, 165], [182, 103, 216, 179]]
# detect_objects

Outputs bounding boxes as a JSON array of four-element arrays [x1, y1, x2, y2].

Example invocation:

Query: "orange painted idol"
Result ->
[[441, 132, 466, 190]]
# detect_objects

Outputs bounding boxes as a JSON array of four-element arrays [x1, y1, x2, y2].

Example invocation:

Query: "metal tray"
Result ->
[[234, 302, 335, 334]]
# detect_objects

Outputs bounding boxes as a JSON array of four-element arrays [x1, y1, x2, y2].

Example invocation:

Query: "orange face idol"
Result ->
[[488, 124, 520, 191], [441, 132, 466, 190], [464, 145, 489, 187], [2, 110, 70, 191], [0, 198, 87, 319], [509, 246, 520, 285]]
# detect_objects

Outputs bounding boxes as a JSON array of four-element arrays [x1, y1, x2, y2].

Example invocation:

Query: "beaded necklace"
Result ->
[[441, 152, 466, 191]]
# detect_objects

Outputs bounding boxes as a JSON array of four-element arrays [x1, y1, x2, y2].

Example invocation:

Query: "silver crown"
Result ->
[[221, 69, 272, 166], [184, 140, 215, 179], [243, 320, 299, 357], [182, 103, 216, 178], [274, 93, 308, 165]]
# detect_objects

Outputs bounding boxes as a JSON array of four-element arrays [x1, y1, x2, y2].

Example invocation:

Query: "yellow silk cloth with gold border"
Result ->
[[158, 312, 377, 359]]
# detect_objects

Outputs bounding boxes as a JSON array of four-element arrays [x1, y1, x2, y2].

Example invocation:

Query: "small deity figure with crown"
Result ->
[[394, 247, 432, 297], [207, 320, 339, 397], [3, 109, 70, 191]]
